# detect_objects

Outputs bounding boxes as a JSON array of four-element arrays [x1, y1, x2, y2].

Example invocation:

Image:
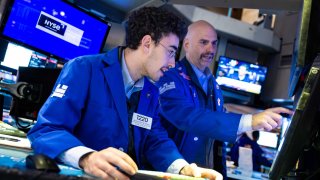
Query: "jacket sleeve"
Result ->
[[27, 58, 91, 159], [254, 144, 272, 167], [157, 69, 241, 143]]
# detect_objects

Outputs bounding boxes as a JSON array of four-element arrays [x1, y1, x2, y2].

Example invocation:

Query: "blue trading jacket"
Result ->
[[157, 58, 242, 176], [27, 47, 183, 171]]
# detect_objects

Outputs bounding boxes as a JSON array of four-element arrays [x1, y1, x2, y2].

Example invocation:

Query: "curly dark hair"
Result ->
[[125, 6, 187, 50]]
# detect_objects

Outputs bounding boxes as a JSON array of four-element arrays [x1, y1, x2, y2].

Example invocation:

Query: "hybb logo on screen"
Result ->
[[36, 11, 84, 46], [37, 14, 67, 36]]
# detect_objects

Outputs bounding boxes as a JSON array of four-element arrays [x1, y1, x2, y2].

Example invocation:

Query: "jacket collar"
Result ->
[[102, 47, 156, 132], [180, 57, 204, 92]]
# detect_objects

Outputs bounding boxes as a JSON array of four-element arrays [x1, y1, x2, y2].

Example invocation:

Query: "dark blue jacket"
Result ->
[[28, 47, 183, 171], [157, 58, 241, 177]]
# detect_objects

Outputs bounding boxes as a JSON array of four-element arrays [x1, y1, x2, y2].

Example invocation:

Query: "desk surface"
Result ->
[[227, 168, 269, 180], [0, 144, 86, 178]]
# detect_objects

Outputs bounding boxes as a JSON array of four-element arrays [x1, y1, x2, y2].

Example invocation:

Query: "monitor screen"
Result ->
[[1, 42, 33, 69], [0, 65, 16, 84], [269, 62, 320, 179], [9, 67, 61, 121], [0, 65, 17, 109], [1, 42, 57, 69], [257, 131, 279, 149], [0, 0, 111, 62], [216, 56, 268, 94], [280, 116, 291, 140]]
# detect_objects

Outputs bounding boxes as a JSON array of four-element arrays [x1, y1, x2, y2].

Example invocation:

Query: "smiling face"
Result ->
[[143, 33, 179, 82], [184, 21, 218, 72]]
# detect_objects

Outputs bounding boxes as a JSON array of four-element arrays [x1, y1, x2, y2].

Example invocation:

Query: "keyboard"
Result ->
[[0, 166, 204, 180]]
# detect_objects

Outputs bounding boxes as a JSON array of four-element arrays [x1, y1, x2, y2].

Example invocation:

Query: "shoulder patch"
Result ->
[[179, 72, 191, 80], [159, 82, 176, 94], [51, 84, 68, 98]]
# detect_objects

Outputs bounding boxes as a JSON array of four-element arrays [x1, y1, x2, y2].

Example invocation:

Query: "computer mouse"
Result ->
[[26, 154, 60, 172]]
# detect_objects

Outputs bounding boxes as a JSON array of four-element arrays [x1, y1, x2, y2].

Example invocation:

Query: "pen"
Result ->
[[0, 136, 20, 142]]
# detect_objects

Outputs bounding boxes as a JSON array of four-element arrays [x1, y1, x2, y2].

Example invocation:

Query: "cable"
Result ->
[[14, 116, 34, 132]]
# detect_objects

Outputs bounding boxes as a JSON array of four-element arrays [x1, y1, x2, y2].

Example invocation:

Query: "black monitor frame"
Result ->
[[9, 67, 61, 123], [269, 59, 320, 179], [288, 0, 320, 97]]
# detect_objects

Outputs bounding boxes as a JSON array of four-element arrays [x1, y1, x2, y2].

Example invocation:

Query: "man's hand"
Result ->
[[252, 107, 293, 131], [79, 147, 138, 180], [180, 163, 223, 180]]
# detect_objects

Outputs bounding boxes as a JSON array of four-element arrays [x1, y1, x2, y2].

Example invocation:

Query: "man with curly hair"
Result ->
[[28, 7, 222, 180]]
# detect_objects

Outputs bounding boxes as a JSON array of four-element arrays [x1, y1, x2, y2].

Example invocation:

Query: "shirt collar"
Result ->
[[190, 63, 212, 81], [121, 51, 144, 97], [189, 63, 213, 94]]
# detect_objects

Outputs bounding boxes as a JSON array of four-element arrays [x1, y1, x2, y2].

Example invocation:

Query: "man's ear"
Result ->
[[141, 35, 153, 54], [183, 38, 189, 51]]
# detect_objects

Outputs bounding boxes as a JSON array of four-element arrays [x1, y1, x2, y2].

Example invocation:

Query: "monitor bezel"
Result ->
[[269, 61, 320, 179]]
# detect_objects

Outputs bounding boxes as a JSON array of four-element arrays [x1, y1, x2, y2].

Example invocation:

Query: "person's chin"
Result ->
[[150, 75, 160, 83]]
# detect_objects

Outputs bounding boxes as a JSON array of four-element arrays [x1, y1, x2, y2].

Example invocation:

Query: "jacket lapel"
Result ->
[[181, 58, 206, 95], [102, 47, 128, 137], [137, 77, 153, 116]]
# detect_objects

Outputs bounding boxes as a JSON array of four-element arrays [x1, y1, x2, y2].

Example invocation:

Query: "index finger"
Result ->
[[267, 107, 294, 115]]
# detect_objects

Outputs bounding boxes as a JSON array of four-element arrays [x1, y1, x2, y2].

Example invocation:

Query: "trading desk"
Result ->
[[0, 136, 90, 179], [227, 167, 269, 180]]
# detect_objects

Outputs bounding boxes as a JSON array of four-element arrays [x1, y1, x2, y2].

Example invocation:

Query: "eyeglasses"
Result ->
[[159, 42, 176, 59]]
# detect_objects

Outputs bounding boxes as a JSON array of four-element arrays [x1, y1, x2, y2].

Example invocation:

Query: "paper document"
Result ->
[[137, 170, 207, 180], [238, 146, 253, 176], [0, 133, 31, 150]]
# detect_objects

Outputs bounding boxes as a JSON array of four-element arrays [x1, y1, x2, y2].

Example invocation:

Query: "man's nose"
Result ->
[[168, 58, 175, 68], [207, 43, 217, 53], [167, 63, 175, 69]]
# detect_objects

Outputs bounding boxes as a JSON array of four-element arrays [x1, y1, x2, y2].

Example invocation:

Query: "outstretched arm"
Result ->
[[252, 107, 293, 131]]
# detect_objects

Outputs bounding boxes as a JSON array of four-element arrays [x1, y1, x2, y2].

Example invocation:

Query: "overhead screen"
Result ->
[[0, 0, 111, 62], [216, 56, 268, 95]]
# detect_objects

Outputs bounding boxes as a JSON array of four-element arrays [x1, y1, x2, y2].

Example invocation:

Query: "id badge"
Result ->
[[131, 112, 152, 130]]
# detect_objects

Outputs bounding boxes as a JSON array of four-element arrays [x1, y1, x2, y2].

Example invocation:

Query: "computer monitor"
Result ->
[[9, 67, 61, 121], [1, 42, 58, 70], [1, 42, 33, 70], [0, 65, 17, 110], [0, 0, 111, 62], [216, 56, 268, 95], [0, 64, 16, 83], [269, 61, 320, 179]]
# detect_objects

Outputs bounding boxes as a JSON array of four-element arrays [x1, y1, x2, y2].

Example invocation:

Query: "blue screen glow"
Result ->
[[1, 0, 111, 61], [216, 56, 268, 94]]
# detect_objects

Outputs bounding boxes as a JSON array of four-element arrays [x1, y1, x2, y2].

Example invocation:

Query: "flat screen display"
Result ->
[[0, 0, 111, 61], [2, 42, 33, 69], [216, 56, 268, 94], [269, 62, 320, 180], [2, 42, 57, 69], [10, 67, 61, 120]]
